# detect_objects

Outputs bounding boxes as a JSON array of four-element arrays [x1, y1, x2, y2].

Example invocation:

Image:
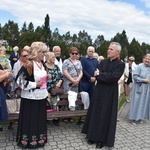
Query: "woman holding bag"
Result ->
[[44, 52, 63, 126], [62, 47, 83, 122]]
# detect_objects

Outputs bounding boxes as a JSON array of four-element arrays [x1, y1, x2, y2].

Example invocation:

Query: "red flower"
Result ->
[[40, 139, 44, 143], [33, 140, 37, 145], [43, 137, 46, 140], [23, 140, 27, 145]]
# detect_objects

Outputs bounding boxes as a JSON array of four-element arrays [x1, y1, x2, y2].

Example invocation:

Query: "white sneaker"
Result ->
[[139, 120, 143, 124], [131, 122, 136, 125], [126, 99, 130, 103]]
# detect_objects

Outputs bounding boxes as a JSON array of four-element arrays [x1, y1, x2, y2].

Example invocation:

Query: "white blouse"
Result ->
[[17, 61, 48, 100]]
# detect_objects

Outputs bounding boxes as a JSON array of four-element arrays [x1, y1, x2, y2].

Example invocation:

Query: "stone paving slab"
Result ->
[[0, 102, 150, 150]]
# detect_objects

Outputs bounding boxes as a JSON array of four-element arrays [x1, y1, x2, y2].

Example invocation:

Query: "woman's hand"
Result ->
[[71, 79, 80, 87], [145, 79, 150, 84], [36, 81, 43, 88], [47, 74, 51, 80], [5, 70, 12, 78], [55, 80, 62, 88]]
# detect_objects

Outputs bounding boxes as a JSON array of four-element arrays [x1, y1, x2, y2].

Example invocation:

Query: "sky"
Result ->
[[0, 0, 150, 44]]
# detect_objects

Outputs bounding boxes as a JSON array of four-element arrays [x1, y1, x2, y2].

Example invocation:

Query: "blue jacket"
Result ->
[[81, 55, 98, 83]]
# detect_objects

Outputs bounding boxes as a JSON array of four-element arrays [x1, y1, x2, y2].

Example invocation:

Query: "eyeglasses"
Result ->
[[71, 53, 78, 55], [21, 55, 28, 57], [39, 51, 47, 54]]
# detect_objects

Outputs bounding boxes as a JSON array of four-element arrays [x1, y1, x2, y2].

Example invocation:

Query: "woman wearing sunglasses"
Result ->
[[62, 47, 83, 122], [12, 49, 29, 92]]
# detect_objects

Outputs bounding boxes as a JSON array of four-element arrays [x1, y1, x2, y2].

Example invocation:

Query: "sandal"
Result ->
[[63, 118, 68, 123], [69, 118, 74, 123]]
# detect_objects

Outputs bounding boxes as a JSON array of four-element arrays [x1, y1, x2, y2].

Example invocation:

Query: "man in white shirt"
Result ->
[[53, 46, 64, 72]]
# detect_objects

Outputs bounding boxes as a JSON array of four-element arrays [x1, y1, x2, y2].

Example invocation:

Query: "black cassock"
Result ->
[[82, 58, 125, 147]]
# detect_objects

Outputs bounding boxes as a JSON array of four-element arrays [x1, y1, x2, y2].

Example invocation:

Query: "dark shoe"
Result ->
[[96, 142, 104, 149], [8, 122, 13, 129], [8, 125, 13, 130], [87, 140, 95, 145], [47, 120, 51, 124], [53, 119, 59, 126], [0, 127, 3, 131]]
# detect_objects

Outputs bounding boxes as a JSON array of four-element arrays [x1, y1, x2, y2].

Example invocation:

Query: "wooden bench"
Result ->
[[7, 94, 87, 140], [8, 94, 87, 120]]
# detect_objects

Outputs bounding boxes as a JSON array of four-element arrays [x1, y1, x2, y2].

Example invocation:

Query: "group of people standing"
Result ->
[[0, 40, 150, 149]]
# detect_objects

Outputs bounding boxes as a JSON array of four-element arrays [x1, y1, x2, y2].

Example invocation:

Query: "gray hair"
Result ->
[[13, 46, 19, 51], [145, 53, 150, 57], [110, 42, 121, 52], [53, 46, 61, 52], [87, 46, 95, 51]]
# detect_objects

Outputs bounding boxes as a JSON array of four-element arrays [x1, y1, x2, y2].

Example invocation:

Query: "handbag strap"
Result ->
[[69, 59, 79, 76]]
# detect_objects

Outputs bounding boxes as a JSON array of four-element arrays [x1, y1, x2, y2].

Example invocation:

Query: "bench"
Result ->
[[8, 94, 87, 120], [7, 94, 88, 141]]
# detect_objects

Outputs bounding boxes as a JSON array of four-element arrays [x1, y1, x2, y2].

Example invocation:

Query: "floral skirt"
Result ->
[[16, 97, 47, 148]]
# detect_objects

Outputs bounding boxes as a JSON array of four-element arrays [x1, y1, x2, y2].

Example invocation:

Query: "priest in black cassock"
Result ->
[[82, 42, 125, 149]]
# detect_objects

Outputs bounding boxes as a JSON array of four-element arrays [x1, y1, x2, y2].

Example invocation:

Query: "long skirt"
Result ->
[[16, 97, 47, 149], [0, 87, 8, 123]]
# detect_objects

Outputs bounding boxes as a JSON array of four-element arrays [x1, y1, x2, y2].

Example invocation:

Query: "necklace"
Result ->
[[35, 61, 42, 69], [46, 62, 54, 69]]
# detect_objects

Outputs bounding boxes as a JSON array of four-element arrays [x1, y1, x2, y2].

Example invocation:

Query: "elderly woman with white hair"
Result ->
[[129, 54, 150, 125], [15, 42, 48, 149], [9, 46, 19, 69]]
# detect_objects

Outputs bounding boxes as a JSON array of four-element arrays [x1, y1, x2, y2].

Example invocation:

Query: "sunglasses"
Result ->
[[71, 52, 78, 55], [21, 55, 28, 57], [38, 51, 47, 54]]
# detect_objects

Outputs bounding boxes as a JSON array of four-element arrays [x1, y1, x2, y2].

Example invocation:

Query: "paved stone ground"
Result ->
[[0, 102, 150, 150]]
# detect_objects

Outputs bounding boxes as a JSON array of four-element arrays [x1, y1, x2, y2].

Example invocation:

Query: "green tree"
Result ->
[[0, 24, 2, 40], [98, 40, 109, 58], [28, 22, 34, 32], [141, 42, 150, 56], [72, 34, 78, 46], [94, 35, 104, 49], [18, 32, 41, 49], [2, 20, 19, 49], [111, 30, 129, 60], [20, 22, 28, 35], [77, 30, 92, 55], [94, 35, 105, 55], [43, 14, 51, 48], [128, 38, 142, 63]]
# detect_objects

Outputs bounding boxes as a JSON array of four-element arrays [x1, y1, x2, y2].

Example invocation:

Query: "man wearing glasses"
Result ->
[[53, 46, 64, 73]]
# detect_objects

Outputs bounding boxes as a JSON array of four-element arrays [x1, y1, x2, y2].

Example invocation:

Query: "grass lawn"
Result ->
[[118, 93, 126, 111]]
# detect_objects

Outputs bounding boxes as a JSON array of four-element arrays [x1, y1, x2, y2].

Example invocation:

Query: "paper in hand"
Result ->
[[40, 76, 47, 89]]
